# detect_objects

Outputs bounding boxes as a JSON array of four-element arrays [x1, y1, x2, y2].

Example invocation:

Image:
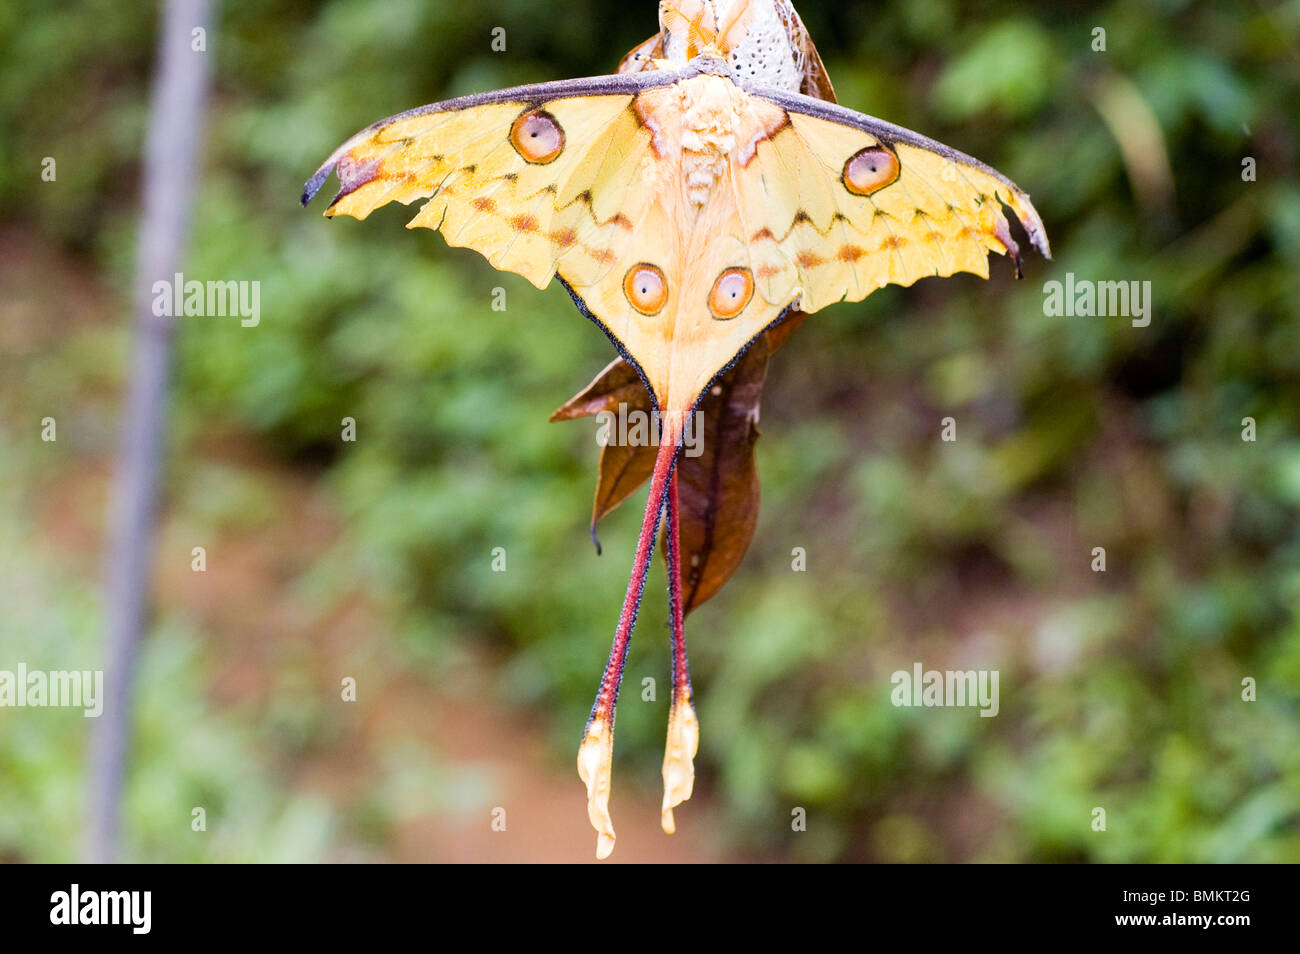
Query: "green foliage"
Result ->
[[0, 456, 340, 862], [3, 0, 1298, 861]]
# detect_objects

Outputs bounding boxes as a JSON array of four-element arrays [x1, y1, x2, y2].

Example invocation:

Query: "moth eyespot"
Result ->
[[708, 267, 753, 320], [843, 146, 900, 196], [624, 264, 667, 315], [510, 110, 564, 164]]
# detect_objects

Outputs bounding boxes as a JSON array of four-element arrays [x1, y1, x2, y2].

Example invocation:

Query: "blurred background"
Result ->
[[1, 0, 1298, 863]]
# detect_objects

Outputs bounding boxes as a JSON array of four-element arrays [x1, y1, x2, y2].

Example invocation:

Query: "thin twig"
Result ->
[[86, 0, 213, 864]]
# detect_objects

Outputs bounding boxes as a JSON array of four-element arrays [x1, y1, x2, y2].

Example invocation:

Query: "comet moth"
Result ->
[[303, 0, 1050, 859]]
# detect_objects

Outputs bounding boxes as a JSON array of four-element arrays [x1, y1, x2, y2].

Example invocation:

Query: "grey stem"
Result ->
[[85, 0, 214, 864]]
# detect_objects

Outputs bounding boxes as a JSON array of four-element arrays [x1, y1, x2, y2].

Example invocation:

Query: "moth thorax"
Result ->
[[679, 82, 738, 206]]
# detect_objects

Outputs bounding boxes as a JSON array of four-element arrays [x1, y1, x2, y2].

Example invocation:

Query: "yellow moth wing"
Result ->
[[731, 93, 1049, 315], [305, 74, 683, 290], [305, 62, 1050, 415]]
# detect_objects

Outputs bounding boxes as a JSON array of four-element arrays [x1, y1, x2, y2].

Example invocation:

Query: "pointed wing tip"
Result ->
[[1014, 194, 1053, 262], [1033, 232, 1054, 261], [984, 181, 1050, 259], [301, 161, 335, 208], [999, 193, 1053, 273], [302, 134, 375, 213], [590, 524, 603, 555]]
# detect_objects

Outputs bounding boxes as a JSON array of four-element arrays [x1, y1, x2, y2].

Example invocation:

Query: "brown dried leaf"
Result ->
[[551, 312, 808, 608], [675, 310, 806, 611], [550, 359, 657, 554], [675, 338, 766, 613], [549, 358, 645, 423], [791, 8, 838, 103]]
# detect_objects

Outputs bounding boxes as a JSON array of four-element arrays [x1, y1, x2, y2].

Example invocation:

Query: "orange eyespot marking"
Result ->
[[510, 111, 564, 164], [843, 146, 900, 196], [624, 264, 667, 316], [708, 267, 754, 320]]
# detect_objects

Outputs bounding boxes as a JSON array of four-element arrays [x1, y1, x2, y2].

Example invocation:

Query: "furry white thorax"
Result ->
[[679, 80, 737, 206], [658, 1, 804, 206]]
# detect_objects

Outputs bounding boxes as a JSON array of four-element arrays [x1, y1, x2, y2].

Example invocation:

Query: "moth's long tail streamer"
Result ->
[[661, 469, 699, 834], [578, 410, 684, 859]]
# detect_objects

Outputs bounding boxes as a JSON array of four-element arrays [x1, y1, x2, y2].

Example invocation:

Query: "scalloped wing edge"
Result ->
[[303, 56, 1050, 266]]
